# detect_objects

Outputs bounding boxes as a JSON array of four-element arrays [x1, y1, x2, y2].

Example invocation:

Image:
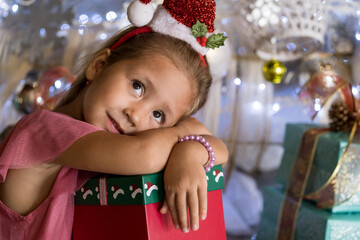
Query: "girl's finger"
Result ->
[[175, 192, 189, 233], [166, 194, 180, 230], [198, 185, 207, 221], [160, 199, 168, 214], [187, 189, 199, 231]]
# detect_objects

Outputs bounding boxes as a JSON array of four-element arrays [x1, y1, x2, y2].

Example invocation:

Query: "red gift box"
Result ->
[[73, 165, 226, 239]]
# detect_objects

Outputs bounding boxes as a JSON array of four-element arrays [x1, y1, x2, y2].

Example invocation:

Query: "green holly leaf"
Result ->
[[192, 20, 208, 38], [206, 33, 228, 49]]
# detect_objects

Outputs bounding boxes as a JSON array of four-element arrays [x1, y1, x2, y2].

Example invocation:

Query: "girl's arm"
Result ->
[[160, 135, 228, 233], [53, 117, 210, 175]]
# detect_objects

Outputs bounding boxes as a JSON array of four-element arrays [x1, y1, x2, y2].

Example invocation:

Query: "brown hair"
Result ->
[[57, 26, 213, 120]]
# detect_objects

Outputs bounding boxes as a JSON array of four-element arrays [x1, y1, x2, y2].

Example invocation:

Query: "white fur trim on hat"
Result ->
[[148, 6, 209, 56], [127, 0, 155, 27]]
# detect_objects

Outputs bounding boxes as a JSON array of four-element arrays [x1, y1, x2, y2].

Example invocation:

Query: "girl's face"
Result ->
[[83, 54, 194, 134]]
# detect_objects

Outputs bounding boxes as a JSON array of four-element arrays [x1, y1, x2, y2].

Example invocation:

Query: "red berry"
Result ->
[[197, 37, 207, 47]]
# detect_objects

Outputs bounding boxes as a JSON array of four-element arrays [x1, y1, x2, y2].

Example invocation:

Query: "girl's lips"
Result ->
[[107, 113, 124, 134]]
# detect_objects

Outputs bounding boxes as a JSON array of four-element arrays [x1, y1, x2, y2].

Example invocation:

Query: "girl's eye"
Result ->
[[132, 81, 144, 97], [153, 110, 165, 123]]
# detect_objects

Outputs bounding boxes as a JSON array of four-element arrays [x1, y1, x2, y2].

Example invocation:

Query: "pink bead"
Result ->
[[177, 135, 216, 172]]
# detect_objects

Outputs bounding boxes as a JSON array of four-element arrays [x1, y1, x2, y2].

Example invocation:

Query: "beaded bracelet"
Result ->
[[178, 135, 216, 172]]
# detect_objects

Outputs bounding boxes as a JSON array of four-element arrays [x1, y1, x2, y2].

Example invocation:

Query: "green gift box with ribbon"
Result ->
[[275, 123, 360, 213], [257, 186, 360, 240], [72, 165, 226, 240]]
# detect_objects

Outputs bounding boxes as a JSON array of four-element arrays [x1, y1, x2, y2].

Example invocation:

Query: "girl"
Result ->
[[0, 0, 228, 239]]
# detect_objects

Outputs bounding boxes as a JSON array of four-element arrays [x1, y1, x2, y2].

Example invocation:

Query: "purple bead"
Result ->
[[190, 135, 195, 140], [195, 136, 201, 141], [200, 138, 206, 143], [209, 151, 215, 156], [204, 142, 210, 147], [211, 157, 216, 161], [179, 139, 184, 142], [209, 162, 215, 167], [207, 146, 213, 151], [185, 136, 190, 140], [205, 166, 211, 172]]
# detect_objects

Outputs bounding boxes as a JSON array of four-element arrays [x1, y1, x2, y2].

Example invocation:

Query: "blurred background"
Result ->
[[1, 0, 360, 239]]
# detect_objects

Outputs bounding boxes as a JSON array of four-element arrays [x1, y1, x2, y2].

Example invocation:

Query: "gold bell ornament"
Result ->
[[262, 59, 287, 84]]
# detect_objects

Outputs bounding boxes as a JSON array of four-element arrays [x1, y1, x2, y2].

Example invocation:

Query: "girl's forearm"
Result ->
[[54, 119, 227, 175]]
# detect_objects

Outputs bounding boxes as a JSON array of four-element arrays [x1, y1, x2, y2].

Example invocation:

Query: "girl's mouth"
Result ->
[[107, 113, 124, 134]]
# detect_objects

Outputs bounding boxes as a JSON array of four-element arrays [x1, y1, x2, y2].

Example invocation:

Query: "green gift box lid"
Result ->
[[257, 186, 360, 240], [275, 123, 360, 213], [75, 164, 224, 205]]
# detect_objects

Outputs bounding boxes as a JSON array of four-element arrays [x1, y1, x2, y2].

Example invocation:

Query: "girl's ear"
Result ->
[[85, 48, 111, 81]]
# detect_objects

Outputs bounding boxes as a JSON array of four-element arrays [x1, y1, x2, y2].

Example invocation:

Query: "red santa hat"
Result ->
[[127, 0, 226, 56], [129, 184, 139, 191]]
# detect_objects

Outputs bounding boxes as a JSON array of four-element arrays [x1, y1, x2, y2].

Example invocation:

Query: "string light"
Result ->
[[356, 32, 360, 41], [234, 77, 242, 86], [0, 1, 9, 17], [314, 98, 321, 112], [78, 25, 87, 35], [78, 28, 84, 35], [54, 79, 62, 89], [11, 4, 18, 14], [106, 11, 117, 22], [252, 101, 262, 111], [60, 24, 70, 30], [36, 96, 44, 105], [79, 14, 89, 25], [272, 103, 280, 112], [39, 28, 46, 38], [92, 14, 102, 24], [259, 83, 266, 90], [352, 86, 359, 96], [98, 33, 107, 40]]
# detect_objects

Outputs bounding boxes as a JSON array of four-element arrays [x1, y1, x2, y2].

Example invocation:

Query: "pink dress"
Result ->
[[0, 110, 102, 239]]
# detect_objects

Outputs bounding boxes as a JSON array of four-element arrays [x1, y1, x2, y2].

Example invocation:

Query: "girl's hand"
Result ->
[[159, 141, 208, 233]]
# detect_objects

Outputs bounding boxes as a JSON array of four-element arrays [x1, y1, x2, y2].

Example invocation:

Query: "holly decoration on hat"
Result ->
[[192, 20, 227, 49]]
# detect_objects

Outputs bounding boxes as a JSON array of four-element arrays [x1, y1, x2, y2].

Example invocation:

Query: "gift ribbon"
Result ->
[[276, 128, 329, 240], [298, 73, 355, 120], [304, 104, 360, 208]]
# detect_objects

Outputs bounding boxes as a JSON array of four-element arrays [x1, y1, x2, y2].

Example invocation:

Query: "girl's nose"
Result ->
[[125, 101, 152, 127], [123, 108, 140, 127]]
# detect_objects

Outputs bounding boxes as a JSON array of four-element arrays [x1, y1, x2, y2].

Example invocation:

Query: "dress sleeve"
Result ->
[[0, 110, 102, 182]]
